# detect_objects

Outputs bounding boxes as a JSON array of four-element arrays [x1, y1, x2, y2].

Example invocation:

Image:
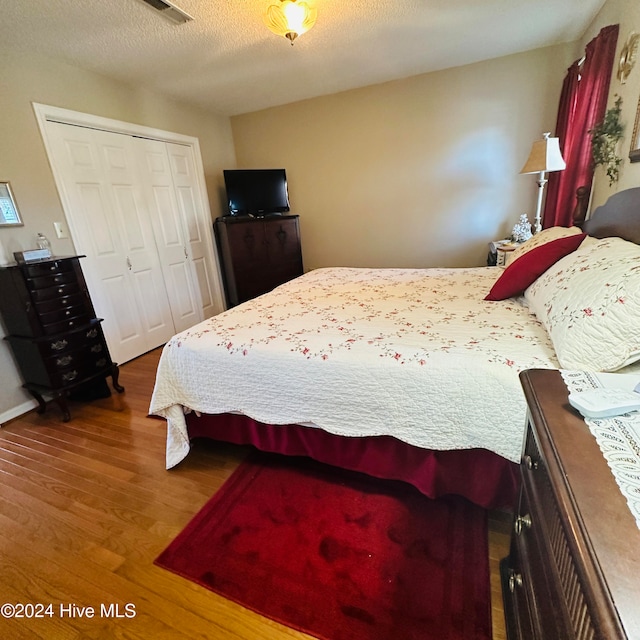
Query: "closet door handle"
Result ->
[[126, 257, 132, 271]]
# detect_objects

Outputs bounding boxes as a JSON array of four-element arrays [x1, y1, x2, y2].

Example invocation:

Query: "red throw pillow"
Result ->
[[485, 233, 587, 301]]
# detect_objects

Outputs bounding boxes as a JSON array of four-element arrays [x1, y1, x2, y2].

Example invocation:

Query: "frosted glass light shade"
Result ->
[[520, 133, 566, 174], [264, 0, 317, 44]]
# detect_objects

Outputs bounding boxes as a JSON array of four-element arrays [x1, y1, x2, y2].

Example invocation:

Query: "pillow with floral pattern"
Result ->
[[524, 237, 640, 371], [505, 226, 583, 266]]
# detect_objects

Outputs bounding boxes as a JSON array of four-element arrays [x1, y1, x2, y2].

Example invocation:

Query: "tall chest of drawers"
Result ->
[[0, 255, 123, 421], [214, 215, 303, 307], [501, 369, 640, 639]]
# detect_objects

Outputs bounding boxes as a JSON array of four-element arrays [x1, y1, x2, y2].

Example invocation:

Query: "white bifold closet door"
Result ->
[[134, 138, 218, 324], [44, 121, 218, 365]]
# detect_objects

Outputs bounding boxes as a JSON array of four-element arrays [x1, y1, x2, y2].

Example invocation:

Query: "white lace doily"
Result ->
[[561, 370, 640, 529]]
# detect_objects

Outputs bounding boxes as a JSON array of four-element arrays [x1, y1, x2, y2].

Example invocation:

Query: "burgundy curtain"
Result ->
[[542, 24, 619, 228]]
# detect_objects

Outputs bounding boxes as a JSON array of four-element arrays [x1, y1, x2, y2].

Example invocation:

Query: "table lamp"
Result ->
[[520, 133, 566, 233]]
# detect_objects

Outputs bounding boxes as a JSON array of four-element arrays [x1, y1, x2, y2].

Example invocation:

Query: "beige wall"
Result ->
[[0, 50, 236, 421], [231, 44, 576, 272], [581, 0, 640, 208]]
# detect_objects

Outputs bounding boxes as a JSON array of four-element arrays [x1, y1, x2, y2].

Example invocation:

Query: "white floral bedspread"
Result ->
[[149, 267, 559, 468]]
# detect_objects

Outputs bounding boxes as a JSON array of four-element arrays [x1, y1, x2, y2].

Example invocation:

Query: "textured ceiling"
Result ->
[[0, 0, 605, 116]]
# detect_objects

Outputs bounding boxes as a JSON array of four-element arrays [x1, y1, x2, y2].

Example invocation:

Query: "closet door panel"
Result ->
[[167, 262, 198, 322], [111, 186, 145, 249], [46, 123, 151, 364], [102, 274, 144, 346], [75, 184, 144, 346], [76, 184, 121, 258], [148, 182, 201, 332], [75, 184, 147, 351], [192, 257, 213, 310], [176, 186, 200, 244], [166, 142, 222, 319], [151, 186, 183, 247], [131, 267, 173, 332], [135, 139, 203, 333], [93, 129, 176, 350]]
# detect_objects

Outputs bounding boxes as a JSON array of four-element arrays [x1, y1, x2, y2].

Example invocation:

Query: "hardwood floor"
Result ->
[[0, 348, 511, 639]]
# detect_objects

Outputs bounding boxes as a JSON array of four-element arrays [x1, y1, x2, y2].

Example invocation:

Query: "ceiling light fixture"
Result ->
[[264, 0, 317, 45]]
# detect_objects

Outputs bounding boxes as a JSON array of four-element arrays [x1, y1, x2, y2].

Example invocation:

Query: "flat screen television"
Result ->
[[223, 169, 290, 217]]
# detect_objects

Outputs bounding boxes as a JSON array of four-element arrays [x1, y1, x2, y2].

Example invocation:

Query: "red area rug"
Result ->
[[155, 453, 491, 640]]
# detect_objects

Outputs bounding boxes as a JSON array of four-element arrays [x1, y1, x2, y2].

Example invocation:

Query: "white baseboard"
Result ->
[[0, 399, 38, 427]]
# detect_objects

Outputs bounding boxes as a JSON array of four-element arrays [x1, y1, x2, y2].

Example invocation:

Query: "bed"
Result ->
[[150, 187, 640, 509]]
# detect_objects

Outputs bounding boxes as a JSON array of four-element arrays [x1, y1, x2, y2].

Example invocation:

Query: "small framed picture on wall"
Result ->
[[629, 94, 640, 163], [0, 182, 23, 226]]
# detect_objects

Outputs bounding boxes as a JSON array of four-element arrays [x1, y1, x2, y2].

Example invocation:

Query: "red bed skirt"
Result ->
[[186, 412, 519, 510]]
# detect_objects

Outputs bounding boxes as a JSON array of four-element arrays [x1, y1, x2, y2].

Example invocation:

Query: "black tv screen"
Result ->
[[223, 169, 290, 216]]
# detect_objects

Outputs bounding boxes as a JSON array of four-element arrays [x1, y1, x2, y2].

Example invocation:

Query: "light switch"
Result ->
[[53, 221, 69, 239]]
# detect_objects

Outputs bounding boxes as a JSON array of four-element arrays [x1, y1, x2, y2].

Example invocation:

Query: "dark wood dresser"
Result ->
[[501, 369, 640, 639], [0, 255, 123, 421], [214, 215, 303, 307]]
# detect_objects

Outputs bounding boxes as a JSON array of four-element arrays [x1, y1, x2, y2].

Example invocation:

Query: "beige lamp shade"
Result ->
[[520, 132, 566, 234], [264, 0, 317, 44], [520, 132, 566, 174]]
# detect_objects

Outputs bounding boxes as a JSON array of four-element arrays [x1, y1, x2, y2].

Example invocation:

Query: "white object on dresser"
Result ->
[[568, 387, 640, 418], [561, 369, 640, 529]]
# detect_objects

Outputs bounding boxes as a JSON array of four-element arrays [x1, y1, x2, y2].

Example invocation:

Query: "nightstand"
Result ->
[[487, 240, 520, 266], [496, 243, 519, 266]]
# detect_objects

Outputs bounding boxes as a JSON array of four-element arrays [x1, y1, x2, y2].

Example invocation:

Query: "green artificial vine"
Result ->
[[590, 96, 624, 186]]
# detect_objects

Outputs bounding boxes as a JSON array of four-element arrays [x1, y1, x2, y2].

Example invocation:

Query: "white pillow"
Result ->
[[524, 237, 640, 372], [505, 226, 583, 266]]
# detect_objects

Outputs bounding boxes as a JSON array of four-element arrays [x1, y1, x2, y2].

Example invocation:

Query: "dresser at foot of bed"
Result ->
[[500, 369, 640, 640]]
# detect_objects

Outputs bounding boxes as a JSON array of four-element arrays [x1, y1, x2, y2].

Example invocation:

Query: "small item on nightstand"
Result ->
[[511, 214, 532, 243]]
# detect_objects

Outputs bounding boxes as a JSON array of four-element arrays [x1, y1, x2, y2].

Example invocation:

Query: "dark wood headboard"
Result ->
[[572, 185, 591, 226], [580, 187, 640, 245]]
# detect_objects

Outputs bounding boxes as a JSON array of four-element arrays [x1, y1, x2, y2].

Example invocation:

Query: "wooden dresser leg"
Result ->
[[26, 387, 47, 415], [53, 393, 71, 422], [110, 364, 125, 393]]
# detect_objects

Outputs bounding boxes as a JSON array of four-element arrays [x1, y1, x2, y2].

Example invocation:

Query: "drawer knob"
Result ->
[[62, 370, 78, 383], [55, 355, 73, 367], [50, 339, 68, 351], [508, 571, 523, 593], [523, 455, 538, 470], [514, 514, 532, 535]]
